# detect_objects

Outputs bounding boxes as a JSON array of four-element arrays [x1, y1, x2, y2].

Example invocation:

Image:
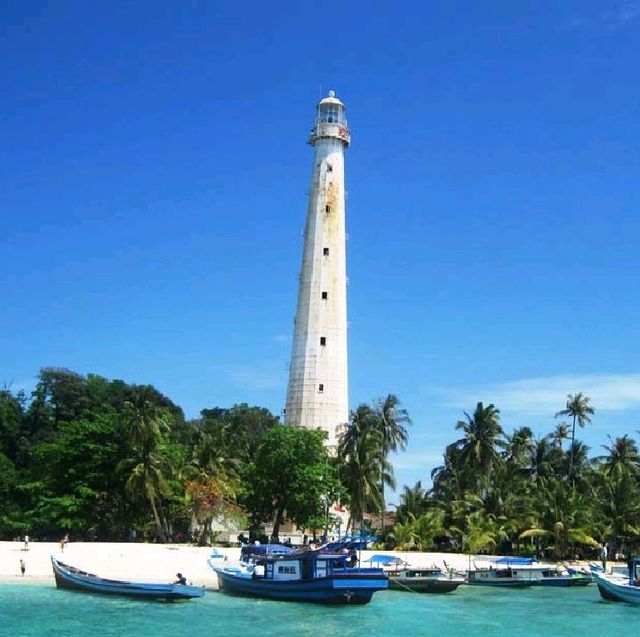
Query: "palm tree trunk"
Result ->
[[149, 496, 165, 542], [381, 442, 386, 538], [568, 414, 576, 480]]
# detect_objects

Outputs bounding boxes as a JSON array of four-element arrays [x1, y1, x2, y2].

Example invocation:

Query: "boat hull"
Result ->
[[389, 577, 463, 593], [214, 567, 387, 604], [595, 574, 640, 603], [533, 576, 592, 587], [51, 557, 204, 600], [468, 580, 532, 587]]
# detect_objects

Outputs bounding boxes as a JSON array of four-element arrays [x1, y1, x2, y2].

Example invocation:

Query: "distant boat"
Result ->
[[595, 557, 640, 603], [468, 557, 534, 587], [209, 546, 388, 604], [51, 556, 205, 601], [529, 566, 592, 587], [367, 555, 465, 593], [467, 557, 592, 588]]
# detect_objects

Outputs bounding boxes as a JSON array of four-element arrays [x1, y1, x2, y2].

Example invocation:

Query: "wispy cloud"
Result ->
[[226, 363, 285, 391], [391, 449, 444, 471], [565, 3, 640, 32], [604, 3, 640, 30], [431, 373, 640, 416]]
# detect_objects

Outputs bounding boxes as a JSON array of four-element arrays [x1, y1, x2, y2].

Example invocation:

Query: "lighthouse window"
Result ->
[[321, 291, 328, 300], [319, 104, 345, 125], [320, 337, 326, 346], [325, 205, 331, 213], [327, 164, 333, 172], [318, 384, 324, 393], [323, 247, 329, 256]]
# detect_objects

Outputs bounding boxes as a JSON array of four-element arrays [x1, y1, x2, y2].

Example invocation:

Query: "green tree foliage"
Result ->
[[374, 394, 411, 532], [555, 392, 594, 481], [243, 426, 340, 540]]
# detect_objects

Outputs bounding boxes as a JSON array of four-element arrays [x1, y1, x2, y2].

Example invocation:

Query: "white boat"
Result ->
[[469, 557, 591, 588], [367, 555, 465, 593], [595, 557, 640, 603]]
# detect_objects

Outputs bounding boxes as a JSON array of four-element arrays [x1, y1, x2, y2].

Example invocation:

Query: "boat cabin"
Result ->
[[245, 550, 354, 582]]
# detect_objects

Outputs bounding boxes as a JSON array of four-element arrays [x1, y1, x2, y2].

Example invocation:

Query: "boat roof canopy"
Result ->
[[494, 557, 538, 565], [368, 555, 406, 565]]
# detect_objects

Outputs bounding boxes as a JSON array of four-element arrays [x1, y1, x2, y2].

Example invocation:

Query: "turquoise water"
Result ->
[[1, 583, 631, 637]]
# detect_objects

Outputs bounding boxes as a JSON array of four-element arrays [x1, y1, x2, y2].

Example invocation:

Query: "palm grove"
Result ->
[[1, 369, 637, 559]]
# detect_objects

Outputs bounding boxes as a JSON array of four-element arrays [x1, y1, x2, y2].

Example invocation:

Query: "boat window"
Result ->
[[316, 560, 327, 578]]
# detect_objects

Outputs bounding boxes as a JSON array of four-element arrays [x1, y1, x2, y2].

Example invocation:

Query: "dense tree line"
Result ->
[[389, 396, 640, 559], [0, 368, 397, 544], [0, 368, 284, 542], [2, 370, 636, 559]]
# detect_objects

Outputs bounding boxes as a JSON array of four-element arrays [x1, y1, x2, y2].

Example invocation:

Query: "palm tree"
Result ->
[[337, 405, 388, 532], [599, 435, 640, 482], [526, 477, 597, 557], [504, 426, 535, 473], [453, 402, 505, 495], [374, 394, 411, 532], [548, 422, 570, 450], [412, 509, 446, 551], [395, 481, 428, 525], [458, 510, 505, 555], [555, 393, 594, 481], [118, 388, 173, 540]]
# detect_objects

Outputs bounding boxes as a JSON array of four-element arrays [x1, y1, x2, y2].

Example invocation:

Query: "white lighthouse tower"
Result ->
[[284, 91, 351, 448]]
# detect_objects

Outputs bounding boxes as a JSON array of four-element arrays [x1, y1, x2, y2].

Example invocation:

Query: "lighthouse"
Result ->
[[284, 91, 350, 448]]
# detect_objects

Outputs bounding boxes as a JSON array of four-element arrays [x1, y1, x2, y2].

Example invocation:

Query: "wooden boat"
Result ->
[[209, 547, 388, 604], [595, 557, 640, 603], [367, 555, 465, 593], [51, 556, 205, 600]]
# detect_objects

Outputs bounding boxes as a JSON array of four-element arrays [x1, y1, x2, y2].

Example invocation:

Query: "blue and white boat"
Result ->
[[209, 546, 388, 604], [468, 557, 535, 587], [494, 557, 592, 587], [51, 556, 205, 601], [595, 557, 640, 603]]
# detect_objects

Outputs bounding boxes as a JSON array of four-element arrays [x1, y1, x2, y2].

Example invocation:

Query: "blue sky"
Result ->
[[2, 1, 639, 499]]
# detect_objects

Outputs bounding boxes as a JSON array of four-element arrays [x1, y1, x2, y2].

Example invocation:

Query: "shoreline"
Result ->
[[0, 541, 604, 588]]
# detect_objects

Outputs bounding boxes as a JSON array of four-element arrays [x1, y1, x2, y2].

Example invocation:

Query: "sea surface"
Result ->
[[1, 582, 630, 637]]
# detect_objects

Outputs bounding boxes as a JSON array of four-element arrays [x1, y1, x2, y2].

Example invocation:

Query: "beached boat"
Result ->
[[595, 557, 640, 603], [367, 555, 465, 593], [51, 556, 205, 600], [209, 547, 388, 604]]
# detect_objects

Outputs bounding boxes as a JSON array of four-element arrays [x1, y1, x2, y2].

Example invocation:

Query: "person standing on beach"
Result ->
[[24, 534, 29, 549], [20, 559, 25, 576], [601, 543, 608, 570]]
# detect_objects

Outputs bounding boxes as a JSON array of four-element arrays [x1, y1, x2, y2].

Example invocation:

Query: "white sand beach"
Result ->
[[1, 541, 483, 588], [1, 540, 600, 589]]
